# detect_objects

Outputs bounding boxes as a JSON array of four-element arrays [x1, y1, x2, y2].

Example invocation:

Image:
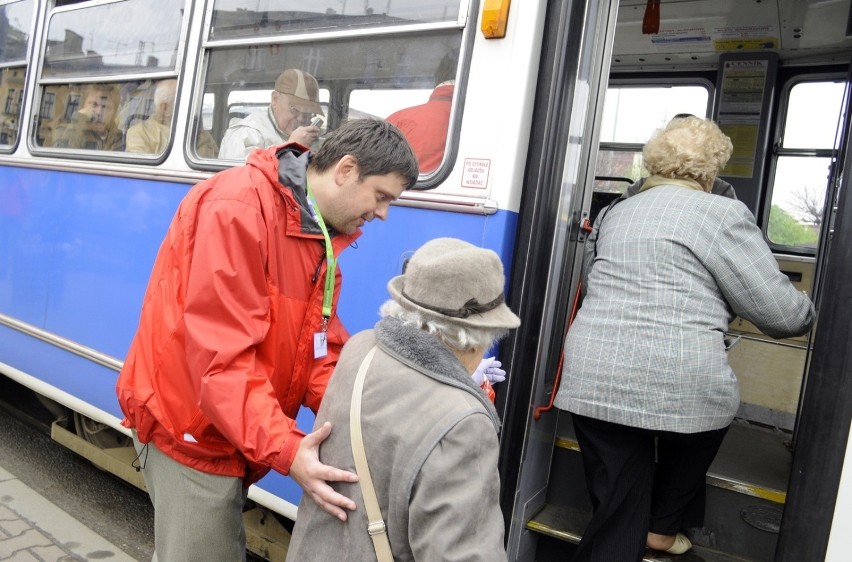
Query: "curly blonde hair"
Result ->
[[642, 116, 733, 191]]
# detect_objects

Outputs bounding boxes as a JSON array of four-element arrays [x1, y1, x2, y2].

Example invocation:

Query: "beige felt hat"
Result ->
[[387, 238, 521, 330]]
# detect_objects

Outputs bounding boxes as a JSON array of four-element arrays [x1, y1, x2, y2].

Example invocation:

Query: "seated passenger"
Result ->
[[52, 84, 122, 151], [287, 237, 520, 562], [218, 69, 323, 160], [125, 79, 177, 154], [386, 51, 457, 174], [194, 127, 219, 159]]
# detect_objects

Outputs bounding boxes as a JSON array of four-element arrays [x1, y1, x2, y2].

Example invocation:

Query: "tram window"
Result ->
[[0, 0, 35, 150], [600, 86, 710, 144], [42, 0, 184, 79], [225, 88, 331, 129], [33, 0, 189, 157], [349, 89, 432, 119], [596, 84, 710, 192], [37, 82, 120, 150], [766, 80, 846, 249], [208, 0, 464, 41], [192, 28, 462, 174]]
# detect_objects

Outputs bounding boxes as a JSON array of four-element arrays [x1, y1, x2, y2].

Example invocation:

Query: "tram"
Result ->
[[0, 1, 850, 560]]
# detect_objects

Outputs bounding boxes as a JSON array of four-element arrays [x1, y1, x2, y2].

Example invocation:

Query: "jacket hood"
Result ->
[[374, 316, 500, 431]]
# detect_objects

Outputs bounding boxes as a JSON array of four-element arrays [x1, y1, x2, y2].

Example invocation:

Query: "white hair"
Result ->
[[154, 79, 177, 106], [379, 299, 508, 351]]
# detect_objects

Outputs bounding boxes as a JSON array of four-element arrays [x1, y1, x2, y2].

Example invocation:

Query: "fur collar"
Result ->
[[375, 317, 500, 431]]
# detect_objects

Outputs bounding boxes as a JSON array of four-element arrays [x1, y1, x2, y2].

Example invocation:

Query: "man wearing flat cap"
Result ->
[[287, 237, 520, 562], [219, 68, 324, 160]]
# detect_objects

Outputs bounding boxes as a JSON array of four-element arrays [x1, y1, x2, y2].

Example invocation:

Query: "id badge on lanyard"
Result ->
[[307, 181, 335, 360], [314, 330, 328, 359]]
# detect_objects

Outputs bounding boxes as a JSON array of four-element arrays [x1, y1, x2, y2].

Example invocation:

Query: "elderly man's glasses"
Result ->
[[288, 105, 316, 121]]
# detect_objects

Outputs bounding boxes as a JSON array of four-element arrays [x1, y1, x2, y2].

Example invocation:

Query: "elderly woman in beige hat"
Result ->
[[287, 237, 520, 562]]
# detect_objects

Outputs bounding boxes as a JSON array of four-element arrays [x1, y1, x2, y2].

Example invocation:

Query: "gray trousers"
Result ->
[[133, 435, 248, 562]]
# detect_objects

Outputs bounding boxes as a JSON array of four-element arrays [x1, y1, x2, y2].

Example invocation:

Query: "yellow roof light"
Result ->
[[481, 0, 511, 39]]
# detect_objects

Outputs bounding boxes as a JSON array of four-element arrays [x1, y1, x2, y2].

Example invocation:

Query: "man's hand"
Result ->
[[289, 125, 320, 148], [289, 421, 358, 521]]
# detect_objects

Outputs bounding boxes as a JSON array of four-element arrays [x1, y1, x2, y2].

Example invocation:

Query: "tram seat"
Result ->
[[589, 176, 633, 224]]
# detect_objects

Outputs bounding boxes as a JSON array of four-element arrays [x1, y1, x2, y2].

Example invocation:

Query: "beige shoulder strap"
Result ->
[[350, 346, 393, 562]]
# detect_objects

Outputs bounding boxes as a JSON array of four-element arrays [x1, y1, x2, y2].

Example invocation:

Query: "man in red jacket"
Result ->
[[116, 119, 418, 561]]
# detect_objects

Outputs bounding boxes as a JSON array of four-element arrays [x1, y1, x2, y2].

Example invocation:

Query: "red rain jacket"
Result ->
[[116, 144, 357, 485], [386, 83, 453, 174]]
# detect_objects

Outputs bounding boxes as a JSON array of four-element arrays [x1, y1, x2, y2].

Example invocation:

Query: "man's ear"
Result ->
[[333, 154, 359, 186]]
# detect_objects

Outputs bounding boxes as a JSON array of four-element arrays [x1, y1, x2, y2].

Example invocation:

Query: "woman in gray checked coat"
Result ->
[[555, 116, 815, 562]]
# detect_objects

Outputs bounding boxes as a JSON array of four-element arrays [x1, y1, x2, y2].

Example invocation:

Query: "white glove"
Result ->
[[471, 357, 507, 385]]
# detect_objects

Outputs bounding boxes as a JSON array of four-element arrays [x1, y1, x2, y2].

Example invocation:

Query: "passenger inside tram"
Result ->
[[125, 79, 177, 155], [386, 50, 458, 174], [50, 83, 122, 151], [218, 68, 324, 160]]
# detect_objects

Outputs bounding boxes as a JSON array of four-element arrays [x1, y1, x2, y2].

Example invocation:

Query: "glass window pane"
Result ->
[[349, 88, 431, 119], [193, 30, 461, 166], [210, 0, 463, 40], [0, 0, 35, 64], [0, 0, 35, 148], [0, 66, 24, 145], [766, 155, 829, 248], [594, 148, 643, 191], [35, 79, 178, 154], [599, 85, 709, 143], [782, 81, 846, 149], [43, 0, 186, 78], [223, 87, 330, 129]]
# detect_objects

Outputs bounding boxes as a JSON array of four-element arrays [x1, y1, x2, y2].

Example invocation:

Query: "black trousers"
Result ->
[[569, 414, 729, 562]]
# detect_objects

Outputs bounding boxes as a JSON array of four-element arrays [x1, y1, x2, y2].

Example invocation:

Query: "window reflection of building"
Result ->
[[41, 92, 56, 119], [44, 29, 105, 75], [63, 93, 80, 120], [4, 89, 15, 114], [0, 67, 25, 145]]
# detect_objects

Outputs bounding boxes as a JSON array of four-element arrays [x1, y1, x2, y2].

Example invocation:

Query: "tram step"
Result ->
[[553, 418, 791, 504], [531, 418, 790, 561], [528, 504, 755, 562]]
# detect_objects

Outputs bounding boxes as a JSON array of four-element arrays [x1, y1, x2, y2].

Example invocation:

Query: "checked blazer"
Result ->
[[554, 184, 815, 433]]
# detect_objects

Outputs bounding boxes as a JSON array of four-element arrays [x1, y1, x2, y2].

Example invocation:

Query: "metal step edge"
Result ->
[[553, 437, 786, 504], [527, 504, 757, 562]]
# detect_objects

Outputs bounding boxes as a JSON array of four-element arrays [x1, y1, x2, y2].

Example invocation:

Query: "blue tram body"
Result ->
[[0, 165, 519, 508]]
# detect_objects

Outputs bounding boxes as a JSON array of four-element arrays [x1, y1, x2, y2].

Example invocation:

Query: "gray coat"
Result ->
[[286, 317, 507, 562], [554, 184, 815, 433], [626, 176, 737, 199]]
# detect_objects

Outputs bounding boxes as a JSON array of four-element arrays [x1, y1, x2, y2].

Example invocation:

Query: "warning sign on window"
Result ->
[[461, 158, 490, 189]]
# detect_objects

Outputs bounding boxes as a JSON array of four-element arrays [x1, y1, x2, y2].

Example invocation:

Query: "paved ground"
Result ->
[[0, 390, 153, 561], [0, 465, 136, 562]]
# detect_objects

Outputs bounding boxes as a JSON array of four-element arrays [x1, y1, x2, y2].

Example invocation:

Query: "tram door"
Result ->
[[501, 1, 852, 561]]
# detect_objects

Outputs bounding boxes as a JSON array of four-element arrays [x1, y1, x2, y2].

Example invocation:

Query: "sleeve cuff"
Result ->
[[273, 428, 306, 475]]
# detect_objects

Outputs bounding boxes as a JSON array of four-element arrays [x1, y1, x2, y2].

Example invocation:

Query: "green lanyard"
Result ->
[[305, 180, 336, 328]]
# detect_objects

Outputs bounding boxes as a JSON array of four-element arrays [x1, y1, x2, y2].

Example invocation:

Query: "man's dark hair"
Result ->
[[310, 119, 419, 189]]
